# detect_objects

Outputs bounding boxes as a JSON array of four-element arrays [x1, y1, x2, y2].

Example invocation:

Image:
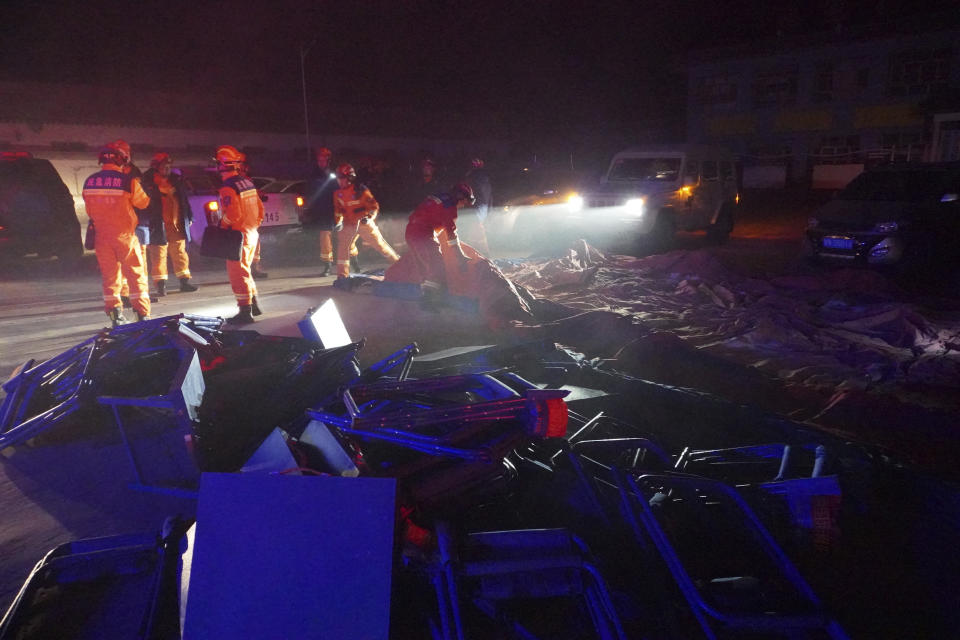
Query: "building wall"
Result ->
[[686, 27, 960, 186]]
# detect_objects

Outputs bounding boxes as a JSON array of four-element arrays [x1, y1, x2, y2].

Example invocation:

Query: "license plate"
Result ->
[[822, 236, 854, 250]]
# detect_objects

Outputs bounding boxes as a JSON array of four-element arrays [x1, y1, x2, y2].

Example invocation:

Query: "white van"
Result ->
[[571, 145, 739, 249]]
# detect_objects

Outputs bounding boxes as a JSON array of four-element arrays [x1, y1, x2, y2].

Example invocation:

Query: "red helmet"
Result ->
[[336, 163, 356, 181], [471, 157, 484, 168], [453, 182, 475, 205], [98, 139, 131, 165], [215, 145, 245, 171], [150, 152, 172, 168]]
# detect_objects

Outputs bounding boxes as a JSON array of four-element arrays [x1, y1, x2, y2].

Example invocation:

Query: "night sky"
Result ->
[[1, 0, 957, 130]]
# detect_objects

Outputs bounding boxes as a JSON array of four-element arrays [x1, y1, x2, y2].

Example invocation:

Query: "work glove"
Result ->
[[334, 222, 343, 232], [360, 216, 370, 225]]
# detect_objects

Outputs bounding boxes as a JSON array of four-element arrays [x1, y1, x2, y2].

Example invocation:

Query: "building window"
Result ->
[[879, 132, 925, 162], [753, 68, 798, 107], [696, 75, 738, 106], [813, 63, 834, 103], [815, 135, 861, 164], [887, 49, 952, 96]]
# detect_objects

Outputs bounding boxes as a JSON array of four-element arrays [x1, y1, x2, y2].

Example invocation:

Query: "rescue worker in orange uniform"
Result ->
[[333, 163, 399, 279], [216, 145, 264, 324], [82, 140, 152, 326], [405, 183, 475, 307], [142, 152, 198, 296]]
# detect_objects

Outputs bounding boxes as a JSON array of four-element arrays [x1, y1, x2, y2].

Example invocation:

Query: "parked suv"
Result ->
[[0, 152, 82, 265], [570, 145, 739, 250], [803, 162, 960, 269]]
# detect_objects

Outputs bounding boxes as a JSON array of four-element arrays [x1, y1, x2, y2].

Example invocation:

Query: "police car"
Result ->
[[181, 172, 302, 247]]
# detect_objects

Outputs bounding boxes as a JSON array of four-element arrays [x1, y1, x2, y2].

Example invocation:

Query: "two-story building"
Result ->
[[686, 21, 960, 190]]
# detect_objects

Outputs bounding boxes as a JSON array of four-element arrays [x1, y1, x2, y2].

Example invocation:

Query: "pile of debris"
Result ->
[[1, 302, 957, 639]]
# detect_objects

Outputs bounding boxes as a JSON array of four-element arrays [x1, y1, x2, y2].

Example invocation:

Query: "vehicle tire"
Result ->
[[707, 203, 734, 244]]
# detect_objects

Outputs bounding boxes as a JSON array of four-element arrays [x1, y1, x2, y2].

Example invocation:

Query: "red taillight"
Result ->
[[525, 391, 569, 438], [204, 201, 220, 226]]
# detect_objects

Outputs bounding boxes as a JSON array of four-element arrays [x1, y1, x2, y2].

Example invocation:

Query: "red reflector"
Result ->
[[542, 398, 568, 438], [527, 396, 568, 438]]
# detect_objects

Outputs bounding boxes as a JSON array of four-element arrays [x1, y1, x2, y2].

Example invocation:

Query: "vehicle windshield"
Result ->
[[839, 169, 957, 202], [607, 157, 681, 182]]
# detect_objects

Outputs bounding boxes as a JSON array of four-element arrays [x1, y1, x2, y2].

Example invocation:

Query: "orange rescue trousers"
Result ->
[[336, 219, 398, 278], [96, 233, 150, 317], [227, 228, 259, 306]]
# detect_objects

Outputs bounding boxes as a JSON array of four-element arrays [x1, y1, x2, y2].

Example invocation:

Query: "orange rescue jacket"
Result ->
[[219, 173, 264, 232], [334, 184, 379, 226], [82, 163, 150, 235]]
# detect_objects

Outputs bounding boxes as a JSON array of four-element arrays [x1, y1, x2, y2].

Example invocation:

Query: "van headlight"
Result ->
[[567, 194, 584, 212], [874, 221, 898, 233], [624, 198, 645, 216]]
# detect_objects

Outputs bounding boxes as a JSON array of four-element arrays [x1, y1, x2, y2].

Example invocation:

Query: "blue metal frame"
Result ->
[[429, 522, 628, 640], [614, 471, 849, 639], [307, 374, 568, 462]]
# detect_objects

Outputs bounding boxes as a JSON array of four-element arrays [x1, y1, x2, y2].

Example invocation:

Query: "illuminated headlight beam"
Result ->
[[623, 198, 645, 216], [567, 194, 584, 212]]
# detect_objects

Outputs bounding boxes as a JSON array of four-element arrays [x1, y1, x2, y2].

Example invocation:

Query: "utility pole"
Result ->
[[300, 40, 316, 164]]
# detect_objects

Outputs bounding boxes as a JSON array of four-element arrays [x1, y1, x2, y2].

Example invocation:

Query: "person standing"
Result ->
[[142, 152, 198, 296], [404, 183, 475, 308], [82, 140, 151, 326], [215, 145, 264, 325], [333, 163, 400, 279], [302, 147, 340, 276], [406, 157, 444, 209], [465, 156, 492, 255]]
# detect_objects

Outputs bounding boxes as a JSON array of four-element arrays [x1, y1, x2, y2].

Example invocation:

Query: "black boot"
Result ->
[[136, 311, 149, 322], [108, 307, 127, 327], [226, 305, 255, 325], [320, 262, 331, 277], [349, 255, 361, 273], [179, 277, 198, 292], [156, 280, 166, 297], [251, 296, 263, 316], [121, 296, 132, 309]]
